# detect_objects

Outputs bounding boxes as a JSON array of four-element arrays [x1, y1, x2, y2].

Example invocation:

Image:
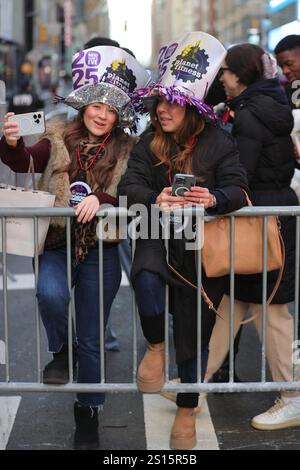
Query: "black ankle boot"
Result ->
[[73, 402, 99, 450], [43, 344, 78, 384]]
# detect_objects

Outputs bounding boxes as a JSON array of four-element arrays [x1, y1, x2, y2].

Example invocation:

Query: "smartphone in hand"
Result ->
[[172, 173, 196, 196], [8, 111, 45, 137]]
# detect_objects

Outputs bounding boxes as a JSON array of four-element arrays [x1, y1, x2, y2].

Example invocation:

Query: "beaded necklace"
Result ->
[[76, 132, 111, 179]]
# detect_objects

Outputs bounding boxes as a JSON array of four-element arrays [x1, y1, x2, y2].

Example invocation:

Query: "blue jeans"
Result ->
[[134, 270, 208, 407], [134, 270, 165, 318], [36, 246, 121, 407]]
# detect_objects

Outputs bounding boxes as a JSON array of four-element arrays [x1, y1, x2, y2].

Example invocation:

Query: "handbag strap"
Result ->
[[167, 224, 285, 325], [242, 189, 252, 207], [24, 155, 36, 191], [167, 262, 224, 319]]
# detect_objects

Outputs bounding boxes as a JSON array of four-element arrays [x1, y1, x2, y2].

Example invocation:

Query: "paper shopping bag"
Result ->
[[0, 184, 55, 257]]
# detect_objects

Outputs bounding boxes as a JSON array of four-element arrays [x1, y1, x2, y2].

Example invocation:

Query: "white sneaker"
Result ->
[[251, 398, 300, 430]]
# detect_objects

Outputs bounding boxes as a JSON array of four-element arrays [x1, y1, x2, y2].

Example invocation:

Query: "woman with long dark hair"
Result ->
[[0, 46, 149, 449], [119, 32, 248, 449]]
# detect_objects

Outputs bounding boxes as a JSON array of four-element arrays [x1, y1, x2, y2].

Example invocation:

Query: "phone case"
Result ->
[[8, 111, 45, 136], [172, 174, 196, 196]]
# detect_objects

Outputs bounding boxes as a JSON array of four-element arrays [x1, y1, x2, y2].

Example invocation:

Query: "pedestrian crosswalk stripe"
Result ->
[[143, 394, 219, 450], [0, 397, 21, 450]]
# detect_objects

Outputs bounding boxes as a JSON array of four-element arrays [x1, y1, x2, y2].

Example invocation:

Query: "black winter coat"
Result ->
[[227, 78, 298, 304], [118, 123, 248, 363]]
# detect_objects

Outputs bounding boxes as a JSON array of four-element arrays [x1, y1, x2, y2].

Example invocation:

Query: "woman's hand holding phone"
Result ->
[[155, 187, 186, 210], [2, 113, 20, 147], [183, 186, 216, 208]]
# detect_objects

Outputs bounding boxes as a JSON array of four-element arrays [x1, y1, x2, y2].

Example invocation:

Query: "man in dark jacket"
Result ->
[[275, 35, 300, 109], [275, 36, 300, 338]]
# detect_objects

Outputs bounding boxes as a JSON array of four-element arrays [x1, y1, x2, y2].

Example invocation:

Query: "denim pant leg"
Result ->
[[36, 249, 73, 353], [134, 270, 165, 317], [75, 246, 121, 407], [133, 270, 165, 343]]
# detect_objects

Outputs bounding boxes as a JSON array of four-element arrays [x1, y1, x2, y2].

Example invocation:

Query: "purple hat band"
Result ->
[[129, 82, 219, 123]]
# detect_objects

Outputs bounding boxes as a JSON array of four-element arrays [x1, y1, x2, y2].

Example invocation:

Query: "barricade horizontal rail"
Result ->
[[0, 206, 300, 394], [0, 382, 300, 393], [0, 380, 300, 393], [0, 205, 300, 216]]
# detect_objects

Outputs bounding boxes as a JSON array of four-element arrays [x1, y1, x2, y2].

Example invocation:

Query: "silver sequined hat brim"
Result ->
[[64, 82, 136, 128]]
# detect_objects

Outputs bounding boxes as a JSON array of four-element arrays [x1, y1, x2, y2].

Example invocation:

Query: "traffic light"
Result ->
[[39, 24, 48, 43]]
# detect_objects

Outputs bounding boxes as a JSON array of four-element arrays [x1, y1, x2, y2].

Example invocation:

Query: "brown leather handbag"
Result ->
[[202, 192, 284, 277], [168, 192, 285, 323]]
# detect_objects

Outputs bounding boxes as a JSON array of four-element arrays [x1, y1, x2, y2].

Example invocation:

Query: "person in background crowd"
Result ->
[[8, 77, 44, 115], [119, 31, 248, 450], [275, 35, 300, 339], [274, 34, 300, 108], [0, 45, 149, 450], [205, 76, 242, 383], [207, 43, 300, 432], [84, 36, 120, 49]]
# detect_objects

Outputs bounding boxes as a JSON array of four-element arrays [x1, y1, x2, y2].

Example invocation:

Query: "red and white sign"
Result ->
[[64, 0, 73, 48]]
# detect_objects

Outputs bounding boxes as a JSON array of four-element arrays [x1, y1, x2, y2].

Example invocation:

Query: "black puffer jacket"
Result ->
[[119, 123, 248, 363], [228, 78, 298, 304]]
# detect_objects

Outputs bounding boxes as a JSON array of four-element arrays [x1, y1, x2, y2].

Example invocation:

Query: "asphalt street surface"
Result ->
[[1, 251, 300, 452]]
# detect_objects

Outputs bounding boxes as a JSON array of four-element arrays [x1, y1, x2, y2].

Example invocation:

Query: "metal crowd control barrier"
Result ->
[[0, 206, 300, 395]]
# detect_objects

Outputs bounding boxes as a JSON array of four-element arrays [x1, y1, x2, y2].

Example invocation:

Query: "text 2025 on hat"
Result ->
[[55, 46, 151, 128], [131, 32, 226, 121]]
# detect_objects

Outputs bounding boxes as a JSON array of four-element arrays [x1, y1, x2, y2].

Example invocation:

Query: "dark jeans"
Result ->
[[134, 269, 207, 408], [36, 246, 121, 407]]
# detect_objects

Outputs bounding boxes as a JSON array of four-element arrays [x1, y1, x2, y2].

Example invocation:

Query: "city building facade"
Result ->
[[0, 0, 25, 97], [0, 0, 110, 95], [215, 0, 270, 48], [151, 0, 213, 68], [84, 0, 110, 42], [268, 0, 300, 50]]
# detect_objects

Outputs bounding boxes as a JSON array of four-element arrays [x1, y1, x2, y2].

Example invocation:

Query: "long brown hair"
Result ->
[[150, 103, 205, 173], [64, 109, 130, 191]]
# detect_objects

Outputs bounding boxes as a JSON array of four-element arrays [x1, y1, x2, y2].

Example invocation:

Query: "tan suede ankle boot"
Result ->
[[170, 407, 197, 450], [137, 342, 165, 392]]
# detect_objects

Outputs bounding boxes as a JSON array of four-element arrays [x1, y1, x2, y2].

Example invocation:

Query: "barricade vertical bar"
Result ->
[[196, 208, 202, 383], [162, 211, 170, 384], [1, 217, 9, 380], [261, 216, 268, 382], [131, 217, 137, 383], [33, 217, 41, 382], [98, 217, 105, 384], [66, 217, 74, 383], [293, 216, 300, 380], [229, 216, 235, 383]]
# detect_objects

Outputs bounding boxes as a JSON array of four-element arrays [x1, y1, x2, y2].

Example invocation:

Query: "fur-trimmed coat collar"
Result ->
[[38, 121, 137, 227]]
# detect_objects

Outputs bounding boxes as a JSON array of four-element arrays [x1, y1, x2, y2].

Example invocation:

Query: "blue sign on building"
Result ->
[[269, 0, 297, 13], [267, 0, 300, 50]]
